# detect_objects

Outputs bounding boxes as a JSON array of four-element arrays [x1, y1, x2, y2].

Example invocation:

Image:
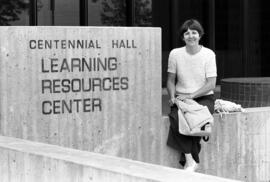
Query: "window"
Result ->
[[134, 0, 152, 26], [88, 0, 152, 26], [0, 0, 29, 25], [38, 0, 79, 25], [0, 0, 152, 26]]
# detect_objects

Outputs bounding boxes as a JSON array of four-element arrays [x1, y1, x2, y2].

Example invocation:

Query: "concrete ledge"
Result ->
[[162, 107, 270, 181], [0, 136, 241, 182], [200, 107, 270, 182]]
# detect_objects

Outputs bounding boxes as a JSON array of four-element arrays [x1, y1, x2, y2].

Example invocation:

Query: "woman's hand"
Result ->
[[176, 93, 194, 101], [168, 98, 176, 106]]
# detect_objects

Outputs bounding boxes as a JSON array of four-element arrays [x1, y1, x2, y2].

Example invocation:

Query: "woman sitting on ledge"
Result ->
[[166, 19, 217, 171]]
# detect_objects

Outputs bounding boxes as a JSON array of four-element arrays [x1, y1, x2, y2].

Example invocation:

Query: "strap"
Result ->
[[202, 136, 209, 142], [201, 123, 210, 142]]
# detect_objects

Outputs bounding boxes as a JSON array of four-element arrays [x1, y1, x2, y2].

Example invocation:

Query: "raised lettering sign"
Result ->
[[0, 27, 161, 160]]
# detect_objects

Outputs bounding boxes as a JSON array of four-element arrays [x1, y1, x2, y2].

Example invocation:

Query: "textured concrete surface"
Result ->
[[0, 26, 162, 163], [0, 26, 268, 182], [162, 106, 270, 182], [199, 107, 270, 182], [0, 136, 242, 182]]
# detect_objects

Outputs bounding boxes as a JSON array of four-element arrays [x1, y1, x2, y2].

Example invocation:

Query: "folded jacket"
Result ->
[[176, 99, 214, 135]]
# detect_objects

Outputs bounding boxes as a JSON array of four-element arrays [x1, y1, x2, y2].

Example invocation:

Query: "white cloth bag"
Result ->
[[176, 99, 214, 136]]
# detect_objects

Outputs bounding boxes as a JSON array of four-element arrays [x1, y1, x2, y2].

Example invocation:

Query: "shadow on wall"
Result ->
[[162, 51, 170, 88]]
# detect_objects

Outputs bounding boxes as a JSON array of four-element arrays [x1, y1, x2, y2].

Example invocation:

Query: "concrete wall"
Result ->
[[199, 107, 270, 182], [0, 26, 162, 163], [1, 27, 269, 182], [1, 105, 269, 181], [162, 107, 270, 182], [0, 136, 242, 182]]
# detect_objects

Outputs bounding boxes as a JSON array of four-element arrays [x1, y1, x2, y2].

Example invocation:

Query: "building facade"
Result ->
[[1, 0, 270, 86]]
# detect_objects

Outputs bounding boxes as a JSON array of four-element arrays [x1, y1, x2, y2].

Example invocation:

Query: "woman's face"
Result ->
[[183, 28, 200, 46]]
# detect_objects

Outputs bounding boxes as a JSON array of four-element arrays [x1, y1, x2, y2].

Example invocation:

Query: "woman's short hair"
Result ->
[[179, 19, 204, 39]]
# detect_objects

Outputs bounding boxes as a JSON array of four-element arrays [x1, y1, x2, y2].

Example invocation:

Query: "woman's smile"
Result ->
[[183, 29, 200, 46]]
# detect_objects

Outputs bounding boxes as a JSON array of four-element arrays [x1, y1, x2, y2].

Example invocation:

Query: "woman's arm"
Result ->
[[167, 72, 177, 106], [191, 77, 216, 98], [177, 77, 216, 100]]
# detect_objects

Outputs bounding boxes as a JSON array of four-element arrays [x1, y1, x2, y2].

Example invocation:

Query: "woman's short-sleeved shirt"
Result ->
[[167, 46, 217, 95]]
